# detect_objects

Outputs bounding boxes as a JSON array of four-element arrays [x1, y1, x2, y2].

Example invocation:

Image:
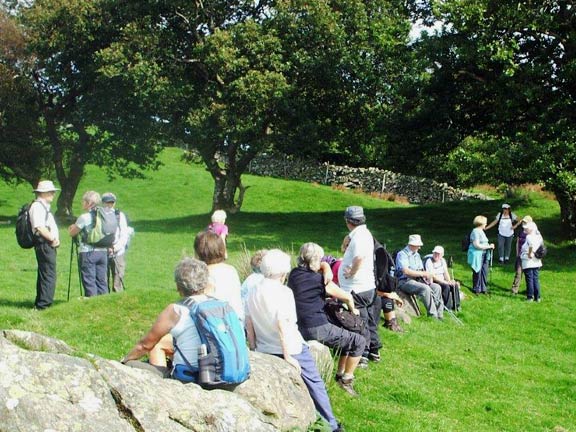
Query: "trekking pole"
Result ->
[[75, 238, 83, 297], [67, 239, 74, 301]]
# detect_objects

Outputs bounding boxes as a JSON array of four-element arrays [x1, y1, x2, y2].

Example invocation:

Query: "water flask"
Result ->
[[197, 344, 214, 384]]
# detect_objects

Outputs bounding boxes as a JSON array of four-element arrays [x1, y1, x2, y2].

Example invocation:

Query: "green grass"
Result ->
[[1, 147, 575, 431]]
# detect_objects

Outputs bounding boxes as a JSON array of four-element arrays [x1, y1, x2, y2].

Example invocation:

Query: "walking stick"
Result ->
[[67, 239, 74, 301], [75, 238, 83, 297]]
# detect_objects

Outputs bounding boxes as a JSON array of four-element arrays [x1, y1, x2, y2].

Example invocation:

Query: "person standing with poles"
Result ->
[[68, 191, 109, 297], [102, 192, 131, 292], [467, 215, 495, 294], [29, 180, 60, 310]]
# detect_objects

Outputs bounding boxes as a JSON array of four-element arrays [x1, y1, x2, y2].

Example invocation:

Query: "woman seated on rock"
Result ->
[[194, 230, 244, 325], [245, 249, 343, 432], [121, 257, 210, 377], [288, 242, 366, 397]]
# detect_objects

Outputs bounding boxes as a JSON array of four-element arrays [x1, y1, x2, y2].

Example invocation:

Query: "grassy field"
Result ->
[[1, 147, 575, 432]]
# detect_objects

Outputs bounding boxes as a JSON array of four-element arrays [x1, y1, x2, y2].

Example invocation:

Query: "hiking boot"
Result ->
[[337, 377, 359, 397], [511, 286, 518, 295], [368, 351, 381, 363], [357, 357, 369, 369], [384, 318, 404, 333], [335, 372, 343, 382]]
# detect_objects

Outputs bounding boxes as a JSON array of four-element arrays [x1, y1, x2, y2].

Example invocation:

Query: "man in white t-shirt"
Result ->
[[337, 206, 381, 366], [424, 245, 460, 310], [102, 192, 132, 292]]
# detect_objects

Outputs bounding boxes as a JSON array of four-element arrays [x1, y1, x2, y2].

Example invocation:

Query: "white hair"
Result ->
[[211, 210, 227, 223], [260, 249, 291, 279]]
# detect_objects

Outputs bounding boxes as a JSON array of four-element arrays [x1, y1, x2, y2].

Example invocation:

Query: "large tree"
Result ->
[[0, 0, 163, 216], [393, 0, 576, 238], [96, 0, 412, 211]]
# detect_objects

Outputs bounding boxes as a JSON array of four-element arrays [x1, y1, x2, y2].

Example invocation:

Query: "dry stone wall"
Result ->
[[248, 153, 487, 204]]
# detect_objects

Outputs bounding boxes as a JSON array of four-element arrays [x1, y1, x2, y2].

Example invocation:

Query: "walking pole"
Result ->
[[67, 239, 74, 301], [488, 249, 493, 296], [75, 238, 83, 297]]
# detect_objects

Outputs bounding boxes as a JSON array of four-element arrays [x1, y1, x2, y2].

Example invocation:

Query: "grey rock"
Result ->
[[0, 331, 325, 432]]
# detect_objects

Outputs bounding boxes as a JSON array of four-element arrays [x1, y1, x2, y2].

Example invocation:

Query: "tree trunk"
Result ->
[[211, 172, 247, 213], [46, 116, 87, 219], [553, 187, 576, 241]]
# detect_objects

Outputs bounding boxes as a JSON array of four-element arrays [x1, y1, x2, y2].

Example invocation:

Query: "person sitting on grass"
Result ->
[[121, 257, 211, 379], [288, 242, 366, 397], [245, 249, 344, 432]]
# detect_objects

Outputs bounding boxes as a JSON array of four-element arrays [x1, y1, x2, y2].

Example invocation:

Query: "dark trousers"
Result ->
[[511, 256, 523, 293], [34, 242, 57, 309], [80, 250, 108, 297], [472, 251, 489, 293], [352, 289, 382, 356], [524, 267, 541, 300]]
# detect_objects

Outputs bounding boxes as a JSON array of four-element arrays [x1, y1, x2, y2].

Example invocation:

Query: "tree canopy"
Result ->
[[391, 0, 576, 237]]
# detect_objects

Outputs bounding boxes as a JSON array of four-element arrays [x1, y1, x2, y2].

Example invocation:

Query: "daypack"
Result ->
[[173, 297, 250, 389], [534, 243, 547, 259], [373, 238, 397, 293], [16, 201, 48, 249], [324, 298, 366, 334], [83, 206, 118, 247]]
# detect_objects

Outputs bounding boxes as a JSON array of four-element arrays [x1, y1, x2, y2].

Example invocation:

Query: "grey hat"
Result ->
[[344, 206, 365, 221], [101, 192, 117, 203]]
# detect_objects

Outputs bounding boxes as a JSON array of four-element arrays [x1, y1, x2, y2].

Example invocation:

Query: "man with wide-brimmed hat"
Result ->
[[395, 234, 444, 320], [30, 180, 61, 309]]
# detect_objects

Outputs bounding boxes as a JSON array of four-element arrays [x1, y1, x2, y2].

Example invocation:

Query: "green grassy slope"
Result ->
[[0, 147, 574, 431]]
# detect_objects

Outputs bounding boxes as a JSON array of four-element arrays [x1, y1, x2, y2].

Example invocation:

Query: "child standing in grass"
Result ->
[[208, 210, 229, 244]]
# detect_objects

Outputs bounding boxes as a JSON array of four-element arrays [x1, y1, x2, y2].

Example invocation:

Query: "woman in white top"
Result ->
[[194, 231, 244, 324], [485, 203, 519, 263], [121, 257, 206, 377], [520, 222, 543, 302]]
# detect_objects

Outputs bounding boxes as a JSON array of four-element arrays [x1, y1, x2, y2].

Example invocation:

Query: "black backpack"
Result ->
[[16, 201, 48, 249], [324, 298, 366, 334], [373, 238, 397, 293], [534, 243, 547, 259]]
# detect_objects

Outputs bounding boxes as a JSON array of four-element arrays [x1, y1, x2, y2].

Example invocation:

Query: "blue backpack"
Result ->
[[173, 297, 250, 389]]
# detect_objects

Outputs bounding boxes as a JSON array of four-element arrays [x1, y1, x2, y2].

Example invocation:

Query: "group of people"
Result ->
[[28, 181, 545, 430], [121, 205, 470, 431], [28, 180, 131, 309], [467, 203, 544, 301]]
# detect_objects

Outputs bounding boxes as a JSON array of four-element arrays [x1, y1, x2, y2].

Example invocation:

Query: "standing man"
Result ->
[[102, 192, 130, 292], [29, 180, 60, 310], [337, 206, 382, 367], [396, 235, 444, 320], [68, 191, 108, 297]]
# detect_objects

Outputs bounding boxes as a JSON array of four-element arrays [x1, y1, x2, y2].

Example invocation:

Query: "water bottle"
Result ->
[[197, 344, 214, 385]]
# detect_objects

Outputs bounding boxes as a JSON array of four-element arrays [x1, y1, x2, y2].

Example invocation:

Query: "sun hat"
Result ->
[[101, 192, 117, 203], [522, 215, 533, 224], [33, 180, 60, 193], [408, 234, 424, 247], [344, 206, 365, 220], [502, 203, 511, 209], [432, 245, 444, 255]]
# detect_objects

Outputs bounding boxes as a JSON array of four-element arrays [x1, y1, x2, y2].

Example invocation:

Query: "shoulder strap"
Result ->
[[32, 199, 51, 224], [173, 297, 199, 372]]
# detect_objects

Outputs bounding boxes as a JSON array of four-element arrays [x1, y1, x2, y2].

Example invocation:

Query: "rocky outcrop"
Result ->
[[247, 153, 488, 204], [0, 330, 334, 432]]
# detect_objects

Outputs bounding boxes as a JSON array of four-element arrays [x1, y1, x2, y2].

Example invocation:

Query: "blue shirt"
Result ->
[[395, 246, 424, 282]]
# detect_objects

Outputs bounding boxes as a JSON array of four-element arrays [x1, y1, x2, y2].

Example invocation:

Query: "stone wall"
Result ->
[[247, 153, 487, 204]]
